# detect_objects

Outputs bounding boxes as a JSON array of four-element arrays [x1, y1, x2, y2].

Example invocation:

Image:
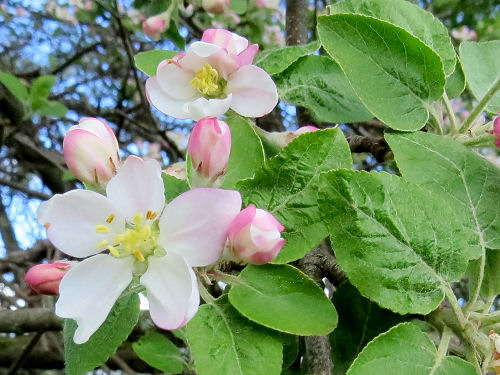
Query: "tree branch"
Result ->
[[0, 191, 21, 252], [0, 177, 51, 201]]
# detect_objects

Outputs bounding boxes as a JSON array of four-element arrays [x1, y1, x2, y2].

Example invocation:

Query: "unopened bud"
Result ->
[[142, 16, 167, 40], [24, 262, 71, 295], [187, 116, 231, 183], [202, 0, 230, 14], [227, 204, 285, 264], [63, 117, 121, 187]]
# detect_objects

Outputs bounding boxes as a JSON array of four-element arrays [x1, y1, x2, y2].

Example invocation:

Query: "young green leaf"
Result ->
[[274, 55, 373, 123], [331, 282, 406, 375], [229, 0, 247, 14], [318, 170, 472, 315], [64, 293, 140, 375], [132, 332, 184, 374], [134, 50, 178, 76], [346, 323, 478, 375], [228, 264, 338, 335], [318, 14, 445, 131], [186, 296, 282, 375], [30, 75, 55, 101], [329, 0, 456, 75], [0, 71, 29, 102], [162, 173, 189, 203], [460, 40, 500, 113], [446, 59, 466, 98], [237, 128, 352, 263], [36, 100, 68, 117], [254, 41, 320, 75], [221, 114, 265, 189]]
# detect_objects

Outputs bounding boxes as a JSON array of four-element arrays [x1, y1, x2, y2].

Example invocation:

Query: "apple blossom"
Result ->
[[493, 114, 500, 148], [63, 117, 121, 187], [142, 16, 167, 40], [145, 29, 278, 120], [202, 0, 230, 14], [227, 204, 285, 264], [489, 331, 500, 374], [39, 156, 241, 344], [24, 262, 72, 295], [187, 117, 231, 182]]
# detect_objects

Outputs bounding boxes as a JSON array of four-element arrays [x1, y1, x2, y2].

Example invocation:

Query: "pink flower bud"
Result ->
[[202, 0, 230, 14], [286, 125, 319, 145], [63, 117, 121, 186], [187, 117, 231, 179], [24, 262, 71, 295], [142, 16, 167, 40], [227, 205, 285, 264]]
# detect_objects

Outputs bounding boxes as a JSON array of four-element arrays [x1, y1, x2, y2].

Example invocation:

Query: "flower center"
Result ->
[[190, 63, 226, 97], [95, 212, 163, 262]]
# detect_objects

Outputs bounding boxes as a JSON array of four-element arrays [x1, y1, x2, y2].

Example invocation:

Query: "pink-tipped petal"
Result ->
[[236, 44, 259, 66], [106, 156, 165, 221], [55, 254, 134, 344], [140, 253, 199, 330], [146, 76, 196, 119], [38, 190, 125, 258], [227, 204, 256, 238], [187, 95, 232, 121], [179, 42, 223, 72], [202, 29, 249, 55], [158, 188, 242, 266], [227, 65, 278, 117], [157, 62, 197, 99]]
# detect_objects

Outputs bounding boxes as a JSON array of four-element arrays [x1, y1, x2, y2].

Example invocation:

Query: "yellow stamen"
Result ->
[[106, 214, 115, 224], [146, 210, 158, 220], [108, 245, 120, 258], [190, 64, 220, 96], [133, 213, 143, 227], [95, 239, 109, 249], [133, 250, 145, 261], [95, 225, 110, 233], [43, 222, 50, 229]]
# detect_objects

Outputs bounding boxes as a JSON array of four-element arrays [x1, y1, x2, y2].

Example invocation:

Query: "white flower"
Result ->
[[39, 156, 241, 343]]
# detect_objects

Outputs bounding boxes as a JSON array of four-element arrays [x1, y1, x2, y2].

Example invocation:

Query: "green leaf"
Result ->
[[281, 334, 299, 370], [134, 50, 178, 76], [132, 332, 184, 374], [165, 22, 185, 50], [469, 249, 500, 302], [331, 282, 406, 375], [0, 71, 29, 101], [30, 75, 55, 101], [221, 114, 265, 189], [64, 293, 140, 375], [386, 131, 500, 254], [329, 0, 456, 75], [229, 264, 338, 335], [36, 100, 68, 117], [446, 59, 466, 98], [460, 40, 500, 113], [346, 322, 478, 375], [186, 296, 282, 375], [229, 0, 247, 14], [237, 128, 352, 263], [162, 173, 189, 203], [274, 55, 373, 123], [317, 14, 445, 131], [318, 170, 472, 314], [254, 41, 320, 75]]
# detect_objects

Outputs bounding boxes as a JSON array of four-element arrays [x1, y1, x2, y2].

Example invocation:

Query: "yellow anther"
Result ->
[[106, 214, 115, 224], [190, 64, 220, 96], [146, 210, 158, 220], [108, 245, 120, 258], [43, 222, 51, 229], [133, 250, 145, 262], [95, 225, 110, 233], [95, 239, 109, 249]]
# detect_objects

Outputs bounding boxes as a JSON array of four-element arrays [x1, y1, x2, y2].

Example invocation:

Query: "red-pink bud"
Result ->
[[24, 262, 71, 295], [285, 125, 319, 145], [227, 204, 285, 264], [202, 0, 230, 14], [493, 113, 500, 148], [142, 16, 167, 40], [63, 117, 121, 186], [187, 117, 231, 179]]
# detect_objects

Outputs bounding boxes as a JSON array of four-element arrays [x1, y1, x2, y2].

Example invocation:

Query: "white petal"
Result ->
[[106, 156, 165, 221], [38, 190, 125, 258], [146, 76, 198, 119], [180, 42, 222, 72], [140, 253, 199, 330], [55, 254, 134, 344], [156, 62, 197, 99], [227, 65, 279, 117], [187, 95, 232, 121], [158, 188, 242, 266]]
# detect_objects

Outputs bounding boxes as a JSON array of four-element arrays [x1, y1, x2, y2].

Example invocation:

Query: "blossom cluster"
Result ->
[[26, 29, 286, 344]]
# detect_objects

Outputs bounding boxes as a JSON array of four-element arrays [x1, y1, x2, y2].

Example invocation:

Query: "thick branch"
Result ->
[[0, 191, 21, 252], [0, 309, 63, 334], [347, 135, 390, 162]]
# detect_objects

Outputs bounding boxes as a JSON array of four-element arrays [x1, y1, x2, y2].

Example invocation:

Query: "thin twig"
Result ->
[[7, 332, 43, 375]]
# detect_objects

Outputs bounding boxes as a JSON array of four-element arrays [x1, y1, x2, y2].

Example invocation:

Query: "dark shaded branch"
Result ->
[[7, 332, 42, 375], [0, 309, 63, 334], [0, 178, 51, 201], [347, 135, 390, 163], [0, 240, 55, 273], [0, 191, 21, 252]]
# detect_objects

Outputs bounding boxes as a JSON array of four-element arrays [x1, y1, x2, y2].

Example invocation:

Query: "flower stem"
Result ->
[[459, 76, 500, 134], [436, 326, 452, 359]]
